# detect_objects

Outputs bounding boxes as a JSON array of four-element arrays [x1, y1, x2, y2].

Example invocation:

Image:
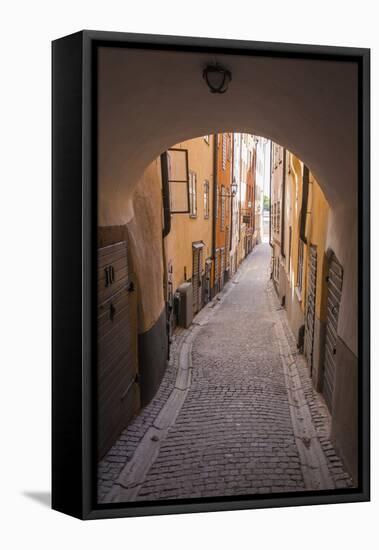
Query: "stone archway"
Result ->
[[97, 45, 358, 477]]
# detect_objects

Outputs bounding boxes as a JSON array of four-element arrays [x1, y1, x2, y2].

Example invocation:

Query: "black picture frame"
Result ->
[[52, 30, 370, 520]]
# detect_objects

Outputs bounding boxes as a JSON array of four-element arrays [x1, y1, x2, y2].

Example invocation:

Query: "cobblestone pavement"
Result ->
[[98, 243, 353, 503]]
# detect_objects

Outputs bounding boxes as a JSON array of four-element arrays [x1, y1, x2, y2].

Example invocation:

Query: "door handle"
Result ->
[[109, 302, 116, 321]]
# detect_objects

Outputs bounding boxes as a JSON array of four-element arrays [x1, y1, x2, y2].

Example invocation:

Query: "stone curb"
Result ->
[[102, 265, 243, 503], [267, 282, 335, 491]]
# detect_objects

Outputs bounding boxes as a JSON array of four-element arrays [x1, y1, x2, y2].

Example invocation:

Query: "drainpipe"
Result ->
[[230, 135, 234, 253], [160, 153, 171, 356], [212, 135, 218, 284], [161, 152, 171, 238], [253, 148, 256, 237], [238, 134, 242, 245], [269, 141, 273, 248], [280, 149, 286, 257]]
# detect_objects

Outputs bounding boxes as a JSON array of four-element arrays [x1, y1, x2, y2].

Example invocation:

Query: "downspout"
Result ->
[[230, 135, 234, 253], [269, 141, 273, 248], [300, 165, 310, 243], [160, 153, 171, 357], [280, 149, 286, 257], [212, 134, 218, 285], [161, 152, 171, 238], [253, 148, 256, 237], [238, 134, 242, 245]]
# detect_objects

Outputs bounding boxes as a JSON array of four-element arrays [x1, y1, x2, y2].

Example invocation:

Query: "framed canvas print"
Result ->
[[52, 30, 370, 519]]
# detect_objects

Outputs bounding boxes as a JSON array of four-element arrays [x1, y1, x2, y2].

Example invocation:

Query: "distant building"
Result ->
[[230, 133, 242, 275], [255, 137, 271, 244], [215, 133, 233, 292], [232, 133, 256, 266]]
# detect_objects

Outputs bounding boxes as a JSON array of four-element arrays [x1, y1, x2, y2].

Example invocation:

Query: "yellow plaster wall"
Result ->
[[164, 136, 214, 293], [286, 155, 329, 319], [287, 153, 305, 311], [126, 159, 165, 333], [307, 175, 330, 321]]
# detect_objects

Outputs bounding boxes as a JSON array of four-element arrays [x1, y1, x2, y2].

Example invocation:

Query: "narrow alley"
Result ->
[[98, 244, 353, 503]]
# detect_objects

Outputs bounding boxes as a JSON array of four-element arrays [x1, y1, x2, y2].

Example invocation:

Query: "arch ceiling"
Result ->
[[98, 46, 358, 226]]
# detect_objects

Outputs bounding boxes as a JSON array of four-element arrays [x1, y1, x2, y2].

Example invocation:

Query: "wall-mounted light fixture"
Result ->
[[203, 63, 232, 94], [220, 179, 238, 198]]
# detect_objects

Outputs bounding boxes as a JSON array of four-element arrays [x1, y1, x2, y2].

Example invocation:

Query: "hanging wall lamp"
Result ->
[[203, 63, 232, 94]]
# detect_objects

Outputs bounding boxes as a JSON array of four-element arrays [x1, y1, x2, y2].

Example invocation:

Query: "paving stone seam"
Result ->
[[102, 268, 244, 503]]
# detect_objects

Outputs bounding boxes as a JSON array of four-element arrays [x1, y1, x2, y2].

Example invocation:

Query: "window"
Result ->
[[162, 149, 190, 214], [220, 185, 226, 230], [189, 171, 197, 217], [203, 180, 210, 219], [297, 239, 304, 293]]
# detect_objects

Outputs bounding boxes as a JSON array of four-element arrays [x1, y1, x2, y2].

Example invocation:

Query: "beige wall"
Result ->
[[164, 136, 214, 293], [270, 144, 284, 292], [98, 48, 358, 360], [98, 180, 165, 339], [307, 174, 330, 321], [325, 203, 358, 357], [275, 150, 331, 344]]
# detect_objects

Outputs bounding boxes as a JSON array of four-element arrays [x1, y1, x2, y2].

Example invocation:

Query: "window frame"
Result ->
[[189, 170, 197, 218], [220, 185, 226, 230], [203, 180, 210, 219], [297, 239, 304, 294], [162, 148, 190, 214]]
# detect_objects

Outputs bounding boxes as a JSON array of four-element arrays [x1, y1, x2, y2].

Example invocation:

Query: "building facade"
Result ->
[[163, 135, 215, 334], [271, 146, 331, 393], [270, 145, 357, 479], [270, 143, 285, 299], [231, 133, 257, 268], [214, 132, 233, 292], [255, 137, 271, 244], [230, 133, 241, 275]]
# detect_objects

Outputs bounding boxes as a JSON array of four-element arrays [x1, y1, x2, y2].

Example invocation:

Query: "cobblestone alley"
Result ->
[[98, 243, 353, 503]]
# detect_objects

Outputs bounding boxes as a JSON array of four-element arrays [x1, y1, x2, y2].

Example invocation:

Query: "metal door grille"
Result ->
[[192, 245, 203, 314], [304, 245, 317, 375], [204, 259, 212, 304], [323, 253, 343, 412]]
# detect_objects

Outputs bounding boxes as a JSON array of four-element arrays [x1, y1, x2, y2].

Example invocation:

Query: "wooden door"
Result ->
[[304, 245, 317, 375], [97, 241, 139, 459], [322, 253, 343, 413]]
